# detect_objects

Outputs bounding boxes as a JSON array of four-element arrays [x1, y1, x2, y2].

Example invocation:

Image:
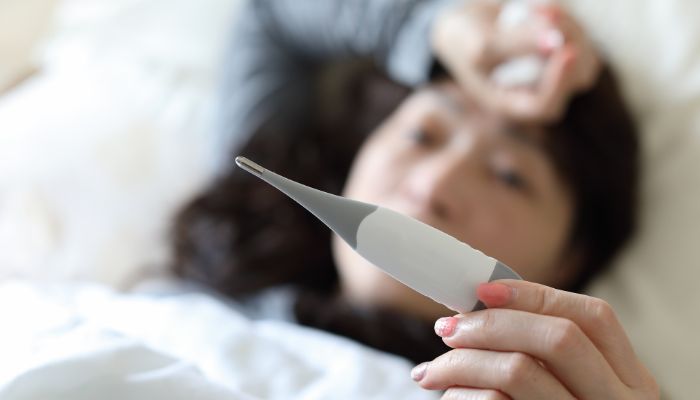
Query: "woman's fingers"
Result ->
[[441, 387, 510, 400], [450, 29, 578, 123], [413, 348, 575, 399], [535, 6, 601, 91], [489, 7, 585, 123], [479, 44, 574, 123], [476, 280, 650, 389], [436, 309, 627, 399], [415, 281, 659, 399], [510, 45, 577, 121], [491, 11, 563, 61], [433, 0, 602, 123]]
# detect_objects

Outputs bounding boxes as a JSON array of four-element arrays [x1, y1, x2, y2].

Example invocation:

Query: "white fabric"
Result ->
[[491, 0, 548, 87], [0, 0, 56, 91], [0, 280, 436, 400], [559, 2, 700, 398], [0, 0, 242, 285]]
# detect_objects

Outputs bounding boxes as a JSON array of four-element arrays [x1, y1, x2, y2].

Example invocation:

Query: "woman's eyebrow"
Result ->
[[426, 87, 545, 151], [427, 88, 464, 115]]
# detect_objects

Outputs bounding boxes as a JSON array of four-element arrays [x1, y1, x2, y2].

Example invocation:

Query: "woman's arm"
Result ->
[[216, 0, 456, 153]]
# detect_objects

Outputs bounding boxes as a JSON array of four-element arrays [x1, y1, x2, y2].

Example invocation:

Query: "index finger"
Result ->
[[475, 279, 645, 388]]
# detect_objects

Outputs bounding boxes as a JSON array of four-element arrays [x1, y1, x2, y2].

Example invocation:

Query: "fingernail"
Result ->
[[477, 283, 514, 307], [538, 28, 564, 52], [434, 317, 458, 337], [411, 362, 428, 382]]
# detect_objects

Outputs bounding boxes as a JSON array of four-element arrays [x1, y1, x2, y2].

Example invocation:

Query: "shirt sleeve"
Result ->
[[215, 0, 459, 155]]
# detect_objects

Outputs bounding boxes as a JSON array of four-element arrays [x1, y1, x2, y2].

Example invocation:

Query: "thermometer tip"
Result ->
[[235, 156, 264, 176]]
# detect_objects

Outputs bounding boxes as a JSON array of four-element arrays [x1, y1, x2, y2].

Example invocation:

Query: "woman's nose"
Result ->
[[402, 152, 473, 220]]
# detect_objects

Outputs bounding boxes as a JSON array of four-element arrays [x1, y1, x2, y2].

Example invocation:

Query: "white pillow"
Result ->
[[562, 1, 700, 397], [0, 0, 56, 91], [0, 0, 243, 286]]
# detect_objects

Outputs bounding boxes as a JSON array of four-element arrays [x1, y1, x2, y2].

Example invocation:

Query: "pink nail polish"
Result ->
[[477, 283, 513, 307], [411, 362, 428, 382], [434, 317, 458, 337], [539, 29, 564, 53]]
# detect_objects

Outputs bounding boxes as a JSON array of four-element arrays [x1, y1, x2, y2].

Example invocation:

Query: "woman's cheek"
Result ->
[[457, 197, 534, 271], [344, 136, 409, 202]]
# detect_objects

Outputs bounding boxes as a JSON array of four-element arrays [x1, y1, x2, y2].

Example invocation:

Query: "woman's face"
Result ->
[[333, 81, 575, 319]]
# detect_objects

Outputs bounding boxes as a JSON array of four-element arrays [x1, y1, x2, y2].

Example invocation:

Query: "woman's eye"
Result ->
[[496, 169, 529, 191], [406, 129, 434, 146]]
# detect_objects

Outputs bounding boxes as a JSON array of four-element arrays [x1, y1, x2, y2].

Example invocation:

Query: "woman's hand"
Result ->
[[411, 280, 659, 399], [431, 0, 601, 123]]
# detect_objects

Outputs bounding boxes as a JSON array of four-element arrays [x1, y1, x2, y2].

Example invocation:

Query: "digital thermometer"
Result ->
[[235, 157, 521, 313]]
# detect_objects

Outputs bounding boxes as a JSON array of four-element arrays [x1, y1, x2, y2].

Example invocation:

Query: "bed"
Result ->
[[1, 0, 699, 398]]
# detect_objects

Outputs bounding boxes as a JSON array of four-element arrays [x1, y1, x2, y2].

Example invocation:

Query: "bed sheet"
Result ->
[[0, 280, 437, 400]]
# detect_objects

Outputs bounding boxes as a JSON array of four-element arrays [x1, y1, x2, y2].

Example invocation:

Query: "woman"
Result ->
[[173, 0, 658, 398]]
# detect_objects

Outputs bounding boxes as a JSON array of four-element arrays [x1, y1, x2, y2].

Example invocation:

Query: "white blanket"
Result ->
[[0, 281, 437, 400]]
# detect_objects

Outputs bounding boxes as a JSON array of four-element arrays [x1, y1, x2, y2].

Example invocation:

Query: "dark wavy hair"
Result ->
[[171, 61, 639, 363]]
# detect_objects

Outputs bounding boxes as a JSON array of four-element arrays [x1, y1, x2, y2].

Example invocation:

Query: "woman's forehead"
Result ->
[[418, 82, 547, 150], [410, 81, 573, 200]]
